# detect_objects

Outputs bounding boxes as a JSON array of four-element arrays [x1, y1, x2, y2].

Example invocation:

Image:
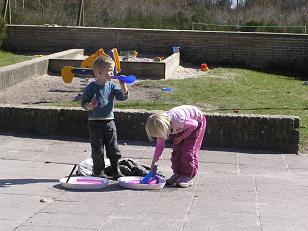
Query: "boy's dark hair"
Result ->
[[93, 55, 115, 72]]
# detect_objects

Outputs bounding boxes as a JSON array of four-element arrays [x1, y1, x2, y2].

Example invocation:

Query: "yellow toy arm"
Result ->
[[80, 48, 106, 68], [112, 48, 121, 73]]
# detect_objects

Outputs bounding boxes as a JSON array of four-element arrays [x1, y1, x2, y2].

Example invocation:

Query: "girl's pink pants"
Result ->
[[171, 115, 206, 177]]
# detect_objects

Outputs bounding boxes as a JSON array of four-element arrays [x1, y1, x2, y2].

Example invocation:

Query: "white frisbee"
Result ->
[[59, 176, 108, 190], [118, 176, 166, 190]]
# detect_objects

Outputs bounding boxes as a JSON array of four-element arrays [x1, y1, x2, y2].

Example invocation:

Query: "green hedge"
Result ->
[[0, 16, 6, 48]]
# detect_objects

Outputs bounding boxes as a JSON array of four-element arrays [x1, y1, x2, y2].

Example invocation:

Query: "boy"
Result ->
[[81, 55, 128, 179]]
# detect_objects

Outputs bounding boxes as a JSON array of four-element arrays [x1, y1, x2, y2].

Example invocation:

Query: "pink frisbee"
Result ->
[[118, 176, 166, 190], [59, 176, 108, 190]]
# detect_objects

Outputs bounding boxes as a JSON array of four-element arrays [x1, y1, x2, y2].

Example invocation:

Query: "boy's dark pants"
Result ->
[[88, 120, 121, 176]]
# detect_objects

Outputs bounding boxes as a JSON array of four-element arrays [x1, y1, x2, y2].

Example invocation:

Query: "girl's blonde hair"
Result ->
[[145, 113, 171, 141]]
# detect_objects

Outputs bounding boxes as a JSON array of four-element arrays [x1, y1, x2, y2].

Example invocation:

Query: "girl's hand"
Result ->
[[150, 164, 157, 172], [151, 156, 159, 171], [174, 135, 184, 144]]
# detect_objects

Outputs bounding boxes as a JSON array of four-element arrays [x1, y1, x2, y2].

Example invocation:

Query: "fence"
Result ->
[[192, 22, 307, 34]]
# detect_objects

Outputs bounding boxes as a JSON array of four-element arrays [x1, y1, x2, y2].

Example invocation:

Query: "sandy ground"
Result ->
[[0, 63, 207, 105]]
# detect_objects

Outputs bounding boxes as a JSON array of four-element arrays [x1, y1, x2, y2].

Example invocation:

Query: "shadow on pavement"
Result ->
[[0, 178, 59, 187]]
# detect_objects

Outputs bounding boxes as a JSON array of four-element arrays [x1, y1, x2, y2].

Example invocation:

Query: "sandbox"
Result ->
[[48, 50, 180, 80]]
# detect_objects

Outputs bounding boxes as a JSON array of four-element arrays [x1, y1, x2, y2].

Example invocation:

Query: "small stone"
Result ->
[[124, 142, 127, 146], [39, 197, 48, 203]]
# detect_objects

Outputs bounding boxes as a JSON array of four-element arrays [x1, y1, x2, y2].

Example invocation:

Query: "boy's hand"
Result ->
[[118, 79, 126, 85], [86, 98, 97, 111], [119, 79, 129, 96]]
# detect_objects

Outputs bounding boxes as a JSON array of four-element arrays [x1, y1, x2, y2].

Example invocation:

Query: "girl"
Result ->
[[145, 105, 206, 188]]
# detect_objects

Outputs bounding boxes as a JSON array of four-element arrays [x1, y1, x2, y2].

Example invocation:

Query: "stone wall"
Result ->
[[0, 105, 300, 153], [3, 25, 308, 78]]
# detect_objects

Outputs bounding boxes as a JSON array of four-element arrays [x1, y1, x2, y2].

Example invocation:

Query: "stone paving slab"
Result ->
[[0, 133, 308, 231]]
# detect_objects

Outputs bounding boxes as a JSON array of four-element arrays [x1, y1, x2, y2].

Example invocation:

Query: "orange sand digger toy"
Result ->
[[61, 48, 136, 84]]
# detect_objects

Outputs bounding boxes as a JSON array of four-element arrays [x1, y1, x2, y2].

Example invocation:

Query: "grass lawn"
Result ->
[[53, 68, 308, 150], [0, 50, 33, 67]]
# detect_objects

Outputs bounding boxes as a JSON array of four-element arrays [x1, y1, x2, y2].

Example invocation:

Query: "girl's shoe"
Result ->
[[176, 176, 194, 188], [166, 174, 181, 185]]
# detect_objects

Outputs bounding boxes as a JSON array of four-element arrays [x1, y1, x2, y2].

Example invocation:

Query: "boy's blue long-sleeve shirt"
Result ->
[[81, 81, 128, 120]]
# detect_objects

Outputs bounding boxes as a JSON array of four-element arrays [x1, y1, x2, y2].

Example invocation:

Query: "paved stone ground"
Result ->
[[0, 133, 308, 231]]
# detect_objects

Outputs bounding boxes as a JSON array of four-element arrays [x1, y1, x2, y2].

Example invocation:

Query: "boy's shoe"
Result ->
[[92, 172, 108, 178], [112, 171, 124, 180], [110, 159, 125, 180], [166, 174, 181, 186], [176, 176, 194, 188]]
